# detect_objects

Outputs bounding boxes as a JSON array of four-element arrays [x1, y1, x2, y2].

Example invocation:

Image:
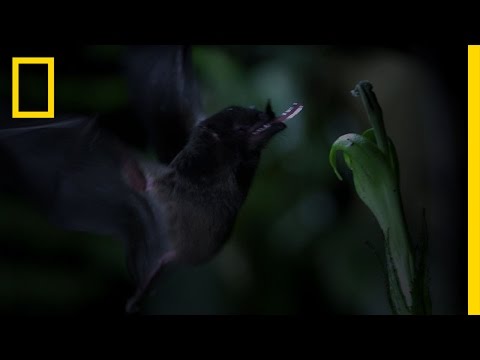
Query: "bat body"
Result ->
[[0, 46, 303, 313]]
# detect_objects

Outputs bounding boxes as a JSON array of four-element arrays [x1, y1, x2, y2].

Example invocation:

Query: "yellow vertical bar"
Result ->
[[469, 45, 480, 315]]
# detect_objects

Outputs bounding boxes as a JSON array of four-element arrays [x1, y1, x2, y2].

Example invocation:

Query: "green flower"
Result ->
[[329, 81, 430, 315]]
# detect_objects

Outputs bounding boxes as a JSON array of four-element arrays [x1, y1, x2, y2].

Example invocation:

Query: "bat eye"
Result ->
[[235, 127, 247, 135]]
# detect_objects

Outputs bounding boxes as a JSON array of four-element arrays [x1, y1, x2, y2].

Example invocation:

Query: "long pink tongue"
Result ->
[[275, 103, 304, 122]]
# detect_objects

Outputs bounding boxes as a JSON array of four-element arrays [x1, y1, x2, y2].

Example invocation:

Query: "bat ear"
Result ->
[[123, 159, 147, 192], [265, 99, 275, 119]]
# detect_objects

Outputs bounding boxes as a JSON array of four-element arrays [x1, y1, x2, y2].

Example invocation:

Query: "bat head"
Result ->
[[170, 101, 302, 183], [196, 101, 285, 157]]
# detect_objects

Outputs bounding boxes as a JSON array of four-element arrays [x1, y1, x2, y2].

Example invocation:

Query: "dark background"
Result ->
[[0, 45, 466, 314]]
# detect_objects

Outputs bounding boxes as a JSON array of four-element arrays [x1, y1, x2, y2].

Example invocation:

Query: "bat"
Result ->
[[0, 45, 303, 313]]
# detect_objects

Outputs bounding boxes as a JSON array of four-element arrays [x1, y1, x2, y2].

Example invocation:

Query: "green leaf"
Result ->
[[329, 132, 415, 310], [362, 128, 400, 181], [330, 133, 395, 231]]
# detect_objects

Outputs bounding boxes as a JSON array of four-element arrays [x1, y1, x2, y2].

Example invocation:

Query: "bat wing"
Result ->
[[0, 117, 174, 311], [123, 45, 202, 164]]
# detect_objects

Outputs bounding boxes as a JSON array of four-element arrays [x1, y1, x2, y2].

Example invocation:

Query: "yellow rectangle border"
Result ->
[[469, 45, 480, 315], [12, 57, 54, 118]]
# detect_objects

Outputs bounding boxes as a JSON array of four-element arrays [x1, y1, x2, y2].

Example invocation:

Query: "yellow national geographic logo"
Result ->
[[12, 57, 54, 119]]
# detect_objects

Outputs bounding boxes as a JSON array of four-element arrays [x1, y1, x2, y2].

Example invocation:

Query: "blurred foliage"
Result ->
[[0, 45, 464, 314]]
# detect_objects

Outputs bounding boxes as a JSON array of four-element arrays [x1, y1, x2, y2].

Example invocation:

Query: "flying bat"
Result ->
[[0, 46, 303, 313]]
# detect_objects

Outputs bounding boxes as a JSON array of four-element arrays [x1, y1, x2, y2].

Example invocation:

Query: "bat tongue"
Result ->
[[274, 103, 304, 123], [251, 102, 303, 136]]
